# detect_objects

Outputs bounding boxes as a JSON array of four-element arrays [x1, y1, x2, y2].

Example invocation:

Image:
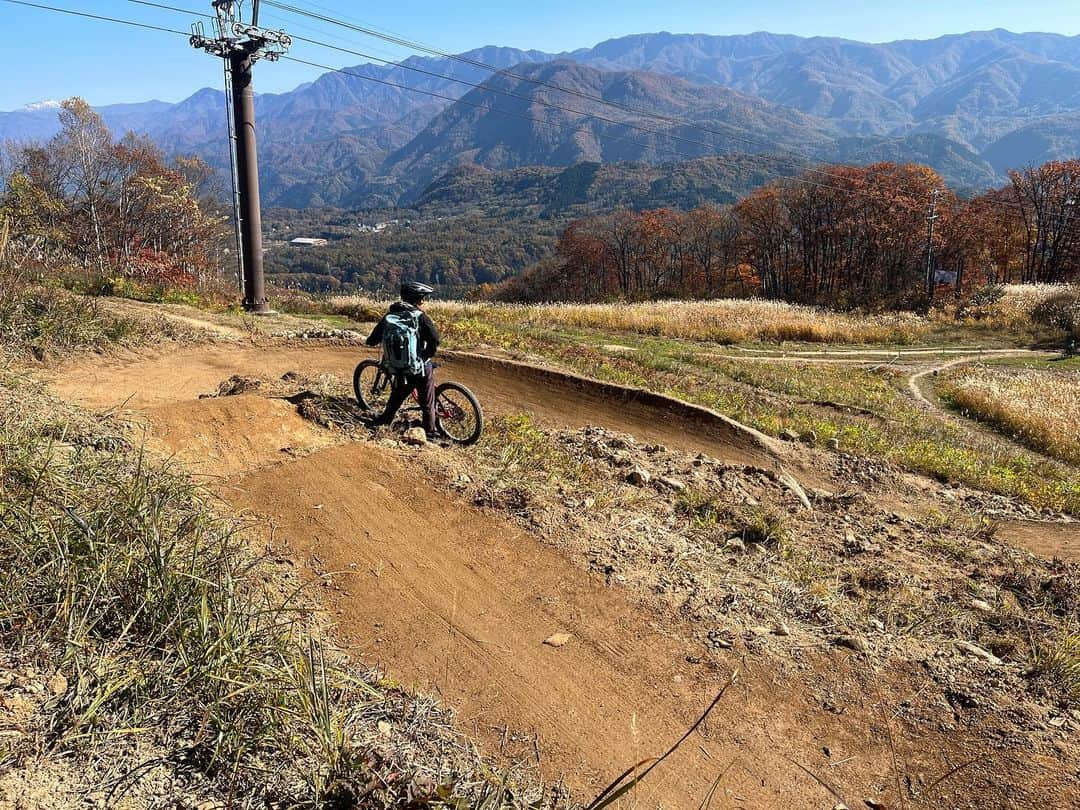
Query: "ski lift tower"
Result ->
[[190, 1, 291, 313]]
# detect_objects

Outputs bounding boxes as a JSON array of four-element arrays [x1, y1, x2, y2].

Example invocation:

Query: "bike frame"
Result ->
[[372, 363, 453, 417]]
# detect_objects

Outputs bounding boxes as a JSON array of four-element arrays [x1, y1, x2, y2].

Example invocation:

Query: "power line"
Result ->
[[133, 0, 893, 201], [12, 0, 1079, 227], [124, 0, 212, 19], [1, 0, 189, 36], [127, 0, 828, 185], [262, 0, 1071, 220]]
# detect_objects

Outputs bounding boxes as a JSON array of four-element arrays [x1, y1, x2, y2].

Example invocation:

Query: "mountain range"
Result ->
[[3, 28, 1079, 207]]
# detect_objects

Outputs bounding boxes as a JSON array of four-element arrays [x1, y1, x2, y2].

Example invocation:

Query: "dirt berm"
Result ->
[[51, 343, 804, 477]]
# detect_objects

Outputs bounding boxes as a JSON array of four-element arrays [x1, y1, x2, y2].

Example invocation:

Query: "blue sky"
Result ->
[[2, 0, 1080, 110]]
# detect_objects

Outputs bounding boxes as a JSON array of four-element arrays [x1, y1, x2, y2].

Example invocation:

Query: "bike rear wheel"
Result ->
[[435, 382, 483, 445], [354, 360, 392, 413]]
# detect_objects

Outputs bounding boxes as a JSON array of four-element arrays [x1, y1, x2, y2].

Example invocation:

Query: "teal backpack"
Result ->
[[381, 309, 424, 376]]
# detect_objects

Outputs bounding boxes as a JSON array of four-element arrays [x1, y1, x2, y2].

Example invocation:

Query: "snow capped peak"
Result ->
[[21, 99, 63, 111]]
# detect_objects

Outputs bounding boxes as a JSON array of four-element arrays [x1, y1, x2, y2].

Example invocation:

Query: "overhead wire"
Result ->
[[262, 0, 1074, 221], [126, 1, 831, 189], [115, 4, 813, 191], [2, 0, 189, 36], [121, 0, 903, 200]]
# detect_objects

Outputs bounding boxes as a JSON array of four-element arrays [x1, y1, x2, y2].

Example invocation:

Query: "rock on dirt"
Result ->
[[955, 640, 1002, 666], [270, 328, 363, 342], [543, 632, 572, 648], [657, 476, 686, 492], [835, 635, 869, 653], [403, 428, 429, 446], [47, 673, 67, 696], [626, 468, 651, 486], [215, 375, 262, 396], [780, 428, 800, 442]]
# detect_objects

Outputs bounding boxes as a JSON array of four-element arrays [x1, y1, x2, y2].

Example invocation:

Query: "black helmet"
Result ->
[[400, 280, 434, 304]]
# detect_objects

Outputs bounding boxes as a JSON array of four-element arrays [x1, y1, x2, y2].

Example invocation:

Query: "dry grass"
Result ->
[[0, 264, 194, 362], [989, 284, 1076, 323], [952, 283, 1080, 343], [330, 296, 929, 345], [0, 376, 548, 808], [1030, 626, 1080, 705], [940, 367, 1080, 464]]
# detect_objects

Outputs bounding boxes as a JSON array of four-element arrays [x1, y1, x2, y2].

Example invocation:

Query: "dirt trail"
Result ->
[[50, 343, 792, 473], [47, 342, 1078, 804], [732, 346, 1050, 358], [904, 351, 1075, 474], [101, 297, 248, 339], [223, 440, 844, 807], [50, 345, 853, 806], [905, 351, 1058, 407]]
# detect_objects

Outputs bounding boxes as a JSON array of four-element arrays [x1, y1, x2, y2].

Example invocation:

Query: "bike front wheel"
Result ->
[[354, 360, 392, 413], [435, 382, 483, 445]]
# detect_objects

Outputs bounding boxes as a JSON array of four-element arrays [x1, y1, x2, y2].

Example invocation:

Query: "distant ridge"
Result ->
[[2, 28, 1077, 206]]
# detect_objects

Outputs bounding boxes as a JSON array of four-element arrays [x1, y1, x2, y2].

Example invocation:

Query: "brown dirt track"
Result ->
[[51, 344, 791, 470], [47, 342, 1078, 808]]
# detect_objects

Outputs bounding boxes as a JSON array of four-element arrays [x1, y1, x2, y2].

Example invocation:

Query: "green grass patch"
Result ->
[[430, 309, 1080, 515]]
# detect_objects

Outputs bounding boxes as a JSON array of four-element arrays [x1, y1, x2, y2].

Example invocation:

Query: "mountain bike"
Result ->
[[353, 359, 484, 446]]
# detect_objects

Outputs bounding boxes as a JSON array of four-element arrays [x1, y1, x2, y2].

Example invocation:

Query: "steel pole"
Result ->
[[229, 50, 269, 313]]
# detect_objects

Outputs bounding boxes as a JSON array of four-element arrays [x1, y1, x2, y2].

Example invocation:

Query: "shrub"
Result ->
[[1031, 287, 1080, 339]]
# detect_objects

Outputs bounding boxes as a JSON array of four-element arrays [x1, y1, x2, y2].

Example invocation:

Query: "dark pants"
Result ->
[[381, 361, 436, 434]]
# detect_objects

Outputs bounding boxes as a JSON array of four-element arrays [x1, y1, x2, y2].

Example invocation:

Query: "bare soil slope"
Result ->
[[143, 394, 335, 479], [225, 440, 834, 806], [47, 342, 1079, 807]]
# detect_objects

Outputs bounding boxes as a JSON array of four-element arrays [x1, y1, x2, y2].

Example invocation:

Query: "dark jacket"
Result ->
[[366, 301, 441, 361]]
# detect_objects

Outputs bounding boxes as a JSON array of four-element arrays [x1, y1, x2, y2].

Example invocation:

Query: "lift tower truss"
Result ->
[[190, 1, 291, 312]]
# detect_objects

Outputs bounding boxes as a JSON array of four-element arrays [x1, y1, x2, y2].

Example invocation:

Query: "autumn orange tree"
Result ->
[[0, 98, 227, 285], [523, 157, 1080, 308], [1007, 160, 1080, 284], [733, 163, 950, 306]]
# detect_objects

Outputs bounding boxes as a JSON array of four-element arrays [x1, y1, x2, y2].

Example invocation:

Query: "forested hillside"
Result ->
[[4, 29, 1078, 207], [490, 159, 1080, 307], [262, 154, 806, 290]]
